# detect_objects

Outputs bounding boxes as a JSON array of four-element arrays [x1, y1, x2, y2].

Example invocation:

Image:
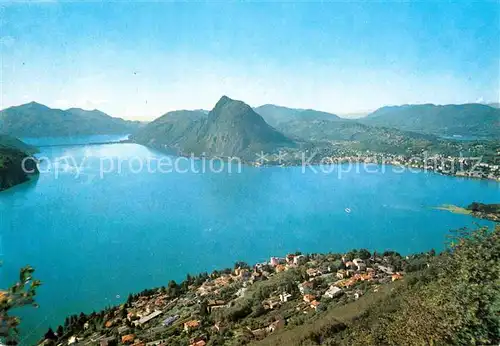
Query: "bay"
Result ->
[[0, 139, 498, 345]]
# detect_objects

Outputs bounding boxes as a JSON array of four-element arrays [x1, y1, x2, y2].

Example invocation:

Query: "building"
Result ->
[[0, 291, 8, 304], [306, 268, 322, 277], [324, 286, 343, 299], [344, 261, 355, 269], [275, 264, 286, 273], [336, 269, 348, 279], [121, 334, 136, 345], [184, 320, 201, 332], [310, 300, 321, 310], [356, 262, 367, 271], [163, 315, 179, 326], [189, 337, 207, 346], [269, 257, 282, 266], [118, 326, 131, 335], [298, 281, 314, 294], [293, 255, 306, 265], [303, 294, 316, 303], [263, 298, 281, 310], [279, 292, 292, 302], [146, 340, 168, 346], [377, 265, 394, 275], [133, 310, 163, 326], [267, 318, 285, 333], [352, 258, 364, 266], [392, 273, 403, 281]]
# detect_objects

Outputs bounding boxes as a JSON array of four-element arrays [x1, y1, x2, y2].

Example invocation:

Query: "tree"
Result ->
[[167, 280, 179, 297], [234, 261, 250, 270], [0, 266, 41, 345], [44, 328, 57, 341], [357, 249, 371, 260], [126, 294, 133, 306]]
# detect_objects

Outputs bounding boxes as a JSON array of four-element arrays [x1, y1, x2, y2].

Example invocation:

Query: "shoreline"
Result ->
[[133, 141, 500, 182], [37, 247, 417, 346], [435, 203, 500, 222]]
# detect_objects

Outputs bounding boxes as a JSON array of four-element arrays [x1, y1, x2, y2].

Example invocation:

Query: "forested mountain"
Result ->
[[0, 135, 38, 191], [133, 96, 296, 159], [361, 103, 500, 138], [0, 102, 141, 137]]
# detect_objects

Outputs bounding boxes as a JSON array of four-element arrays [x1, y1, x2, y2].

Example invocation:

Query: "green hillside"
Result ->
[[0, 135, 38, 191], [132, 110, 207, 151], [32, 225, 499, 346], [256, 225, 500, 346], [361, 103, 500, 138], [0, 102, 141, 137]]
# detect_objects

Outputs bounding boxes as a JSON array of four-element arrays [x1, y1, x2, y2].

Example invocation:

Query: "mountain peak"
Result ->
[[213, 95, 241, 109], [23, 101, 49, 109], [134, 96, 295, 159], [209, 96, 253, 121]]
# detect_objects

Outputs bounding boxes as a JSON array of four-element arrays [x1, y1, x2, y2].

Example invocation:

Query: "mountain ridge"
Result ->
[[0, 102, 141, 138], [361, 103, 500, 138], [254, 104, 341, 127], [133, 96, 296, 159]]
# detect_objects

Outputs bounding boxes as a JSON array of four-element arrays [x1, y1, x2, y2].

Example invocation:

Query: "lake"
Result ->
[[0, 138, 498, 345]]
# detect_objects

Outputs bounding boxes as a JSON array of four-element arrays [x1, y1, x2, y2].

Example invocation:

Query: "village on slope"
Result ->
[[39, 248, 428, 346]]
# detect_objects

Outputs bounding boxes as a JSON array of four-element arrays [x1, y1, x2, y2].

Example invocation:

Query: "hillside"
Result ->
[[361, 103, 500, 138], [132, 110, 207, 152], [33, 225, 499, 346], [254, 104, 340, 127], [134, 96, 296, 160], [0, 102, 141, 137], [257, 225, 499, 346], [0, 135, 38, 191], [271, 117, 445, 155]]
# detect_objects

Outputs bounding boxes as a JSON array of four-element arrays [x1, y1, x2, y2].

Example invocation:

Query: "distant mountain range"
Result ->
[[1, 99, 497, 160], [132, 98, 500, 160], [360, 103, 500, 138], [255, 102, 499, 139], [254, 104, 340, 127], [0, 102, 142, 138], [133, 96, 296, 159]]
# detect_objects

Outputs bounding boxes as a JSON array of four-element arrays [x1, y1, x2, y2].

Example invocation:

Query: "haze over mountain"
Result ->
[[254, 104, 341, 127], [361, 103, 500, 138], [134, 96, 295, 159], [0, 102, 142, 138]]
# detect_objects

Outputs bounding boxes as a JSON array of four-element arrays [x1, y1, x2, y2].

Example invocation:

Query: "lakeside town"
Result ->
[[253, 149, 500, 182], [37, 248, 433, 346]]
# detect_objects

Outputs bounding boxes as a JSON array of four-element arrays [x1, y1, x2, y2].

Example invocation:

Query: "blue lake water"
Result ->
[[0, 139, 498, 345]]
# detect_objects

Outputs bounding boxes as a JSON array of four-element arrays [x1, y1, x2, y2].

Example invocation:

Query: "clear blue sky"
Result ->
[[1, 1, 499, 119]]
